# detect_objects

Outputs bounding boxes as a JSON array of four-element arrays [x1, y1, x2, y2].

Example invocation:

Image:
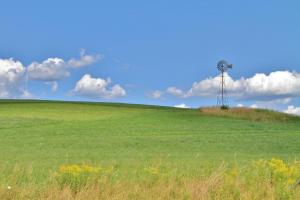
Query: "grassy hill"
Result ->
[[1, 100, 299, 167], [1, 100, 300, 199]]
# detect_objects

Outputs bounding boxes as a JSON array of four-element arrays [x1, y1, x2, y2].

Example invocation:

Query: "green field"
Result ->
[[1, 100, 300, 199], [1, 100, 299, 169]]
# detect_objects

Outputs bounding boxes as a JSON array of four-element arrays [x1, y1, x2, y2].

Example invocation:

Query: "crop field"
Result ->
[[0, 100, 300, 199]]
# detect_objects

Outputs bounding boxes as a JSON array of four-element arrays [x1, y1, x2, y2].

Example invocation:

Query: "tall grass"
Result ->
[[199, 107, 297, 122], [0, 159, 299, 200]]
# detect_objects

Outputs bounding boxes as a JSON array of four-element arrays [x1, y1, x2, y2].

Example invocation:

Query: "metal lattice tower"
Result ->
[[216, 60, 233, 107]]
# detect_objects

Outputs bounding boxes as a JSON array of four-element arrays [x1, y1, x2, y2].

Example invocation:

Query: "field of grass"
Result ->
[[0, 100, 300, 199]]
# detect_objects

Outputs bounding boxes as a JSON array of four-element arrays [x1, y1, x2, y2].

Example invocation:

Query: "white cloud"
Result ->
[[186, 75, 223, 98], [0, 50, 101, 98], [166, 87, 185, 97], [27, 58, 69, 81], [236, 103, 244, 107], [148, 90, 163, 99], [250, 104, 258, 109], [46, 81, 58, 92], [236, 71, 300, 100], [266, 98, 292, 105], [51, 81, 58, 92], [284, 105, 300, 116], [167, 71, 300, 102], [20, 90, 34, 99], [174, 103, 190, 109], [73, 74, 126, 99], [0, 58, 28, 98], [27, 50, 101, 82], [68, 49, 101, 68]]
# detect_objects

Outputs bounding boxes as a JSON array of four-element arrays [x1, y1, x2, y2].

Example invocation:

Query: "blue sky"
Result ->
[[1, 0, 300, 114]]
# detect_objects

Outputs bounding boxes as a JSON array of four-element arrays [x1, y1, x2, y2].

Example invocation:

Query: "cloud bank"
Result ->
[[166, 71, 300, 102]]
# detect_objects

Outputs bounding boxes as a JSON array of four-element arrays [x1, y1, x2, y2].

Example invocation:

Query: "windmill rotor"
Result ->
[[217, 60, 233, 72]]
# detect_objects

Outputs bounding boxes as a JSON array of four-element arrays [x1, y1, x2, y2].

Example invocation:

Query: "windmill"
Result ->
[[216, 60, 233, 108]]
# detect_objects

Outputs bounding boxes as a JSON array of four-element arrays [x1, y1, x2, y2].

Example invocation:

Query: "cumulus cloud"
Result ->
[[46, 81, 58, 92], [27, 50, 101, 82], [27, 58, 69, 81], [174, 103, 190, 109], [284, 105, 300, 116], [73, 74, 126, 99], [166, 87, 185, 97], [68, 49, 101, 68], [20, 90, 34, 99], [51, 81, 58, 92], [167, 71, 300, 102], [266, 98, 292, 105], [148, 90, 163, 99], [250, 104, 258, 109], [156, 87, 186, 99], [0, 50, 101, 98], [0, 58, 28, 98]]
